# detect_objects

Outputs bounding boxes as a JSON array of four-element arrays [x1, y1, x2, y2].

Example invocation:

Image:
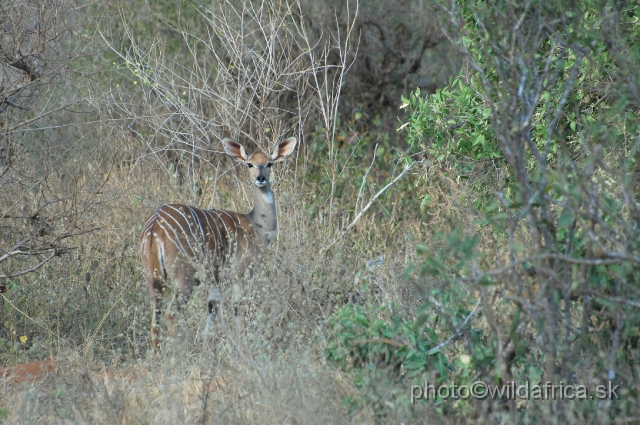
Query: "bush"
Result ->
[[399, 0, 640, 421]]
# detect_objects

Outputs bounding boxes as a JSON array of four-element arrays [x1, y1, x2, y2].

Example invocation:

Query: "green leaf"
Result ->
[[558, 212, 573, 228], [420, 195, 431, 211], [478, 275, 498, 286], [412, 314, 428, 332], [611, 96, 629, 114], [473, 134, 486, 146], [595, 297, 616, 308]]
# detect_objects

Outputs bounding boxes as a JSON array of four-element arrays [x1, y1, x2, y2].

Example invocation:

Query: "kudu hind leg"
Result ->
[[165, 259, 197, 341], [147, 276, 164, 355], [204, 286, 221, 343]]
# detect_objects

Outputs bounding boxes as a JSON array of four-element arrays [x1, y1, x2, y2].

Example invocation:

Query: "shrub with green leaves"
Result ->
[[402, 77, 498, 169], [325, 291, 483, 418], [329, 0, 640, 421]]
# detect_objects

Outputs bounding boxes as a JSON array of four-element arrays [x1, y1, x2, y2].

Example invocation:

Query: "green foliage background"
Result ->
[[1, 0, 639, 423]]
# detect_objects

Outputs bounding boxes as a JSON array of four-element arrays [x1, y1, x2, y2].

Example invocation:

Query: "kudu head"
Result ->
[[222, 137, 297, 188]]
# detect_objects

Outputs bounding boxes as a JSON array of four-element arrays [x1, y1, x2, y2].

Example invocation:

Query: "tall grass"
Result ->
[[1, 119, 430, 422]]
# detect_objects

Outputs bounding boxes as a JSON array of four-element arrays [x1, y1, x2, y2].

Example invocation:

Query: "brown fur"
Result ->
[[140, 137, 297, 353]]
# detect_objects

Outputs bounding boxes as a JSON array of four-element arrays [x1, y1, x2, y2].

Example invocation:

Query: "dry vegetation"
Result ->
[[0, 0, 436, 423], [2, 0, 639, 424]]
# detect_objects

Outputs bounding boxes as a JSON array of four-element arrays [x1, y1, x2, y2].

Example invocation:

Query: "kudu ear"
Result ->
[[271, 137, 297, 163], [222, 138, 249, 162]]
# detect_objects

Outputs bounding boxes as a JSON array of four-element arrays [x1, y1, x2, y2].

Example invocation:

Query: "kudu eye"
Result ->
[[247, 163, 254, 168], [266, 162, 273, 168]]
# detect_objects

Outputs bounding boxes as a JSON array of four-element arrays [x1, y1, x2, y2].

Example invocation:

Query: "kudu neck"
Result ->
[[246, 182, 277, 242]]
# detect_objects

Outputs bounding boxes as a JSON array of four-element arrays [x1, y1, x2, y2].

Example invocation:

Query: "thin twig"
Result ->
[[0, 252, 57, 279], [350, 298, 482, 356], [83, 278, 138, 356], [424, 297, 482, 356], [351, 337, 405, 348], [323, 160, 421, 254], [355, 143, 377, 216], [0, 293, 57, 338]]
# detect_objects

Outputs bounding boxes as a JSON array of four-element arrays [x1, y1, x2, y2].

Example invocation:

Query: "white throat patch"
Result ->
[[262, 191, 274, 204]]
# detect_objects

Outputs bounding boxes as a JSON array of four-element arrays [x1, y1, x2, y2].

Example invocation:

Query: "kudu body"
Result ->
[[140, 137, 297, 352]]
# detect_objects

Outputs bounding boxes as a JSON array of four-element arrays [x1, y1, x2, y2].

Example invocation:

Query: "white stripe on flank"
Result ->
[[213, 209, 239, 254], [188, 206, 207, 256], [202, 210, 222, 250], [162, 206, 194, 255], [156, 218, 184, 255], [157, 214, 187, 257], [157, 237, 166, 277]]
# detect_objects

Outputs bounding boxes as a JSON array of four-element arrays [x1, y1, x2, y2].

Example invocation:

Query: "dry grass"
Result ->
[[0, 349, 357, 424], [0, 139, 428, 424]]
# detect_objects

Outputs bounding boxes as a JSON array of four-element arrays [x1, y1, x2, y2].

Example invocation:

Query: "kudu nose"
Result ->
[[257, 175, 266, 183]]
